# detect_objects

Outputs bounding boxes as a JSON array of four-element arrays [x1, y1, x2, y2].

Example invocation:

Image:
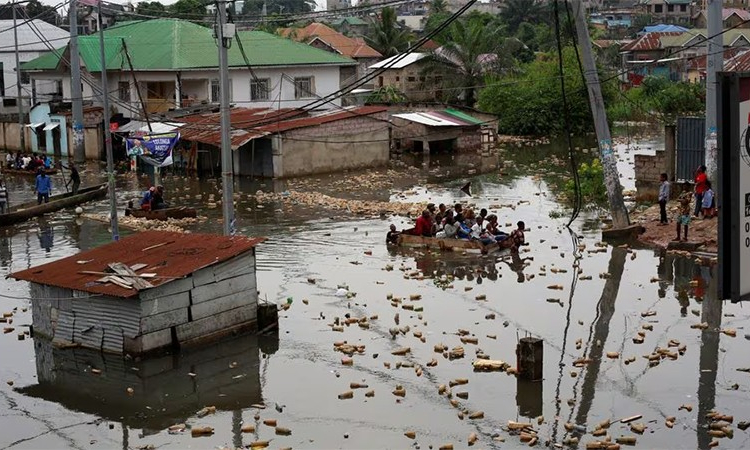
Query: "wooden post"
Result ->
[[516, 337, 543, 381], [257, 303, 278, 333]]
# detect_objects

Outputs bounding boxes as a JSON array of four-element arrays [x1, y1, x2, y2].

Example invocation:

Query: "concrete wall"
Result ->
[[391, 116, 482, 153], [0, 122, 31, 151], [634, 151, 667, 200], [272, 113, 389, 177], [375, 61, 442, 102]]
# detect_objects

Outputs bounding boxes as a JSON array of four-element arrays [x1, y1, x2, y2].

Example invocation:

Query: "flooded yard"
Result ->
[[0, 136, 746, 449]]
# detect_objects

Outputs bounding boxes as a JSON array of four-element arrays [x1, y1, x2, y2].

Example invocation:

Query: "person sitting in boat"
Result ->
[[140, 187, 155, 211], [150, 186, 169, 211], [479, 208, 488, 222], [14, 152, 22, 169], [5, 153, 13, 169], [471, 216, 494, 246], [434, 203, 447, 226], [35, 168, 52, 204], [436, 213, 459, 239], [412, 210, 433, 237], [510, 221, 527, 254], [426, 203, 439, 235], [463, 208, 476, 227], [386, 224, 400, 244], [43, 155, 52, 169], [485, 215, 509, 242], [0, 179, 8, 214], [21, 154, 31, 170], [453, 203, 464, 224]]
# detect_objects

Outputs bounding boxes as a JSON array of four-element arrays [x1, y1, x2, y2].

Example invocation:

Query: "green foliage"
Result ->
[[430, 0, 448, 15], [606, 76, 705, 125], [500, 0, 549, 33], [426, 14, 517, 106], [241, 0, 316, 17], [168, 0, 207, 18], [366, 86, 407, 104], [135, 1, 166, 16], [565, 158, 607, 205], [478, 47, 617, 136], [365, 7, 411, 57], [25, 0, 59, 25]]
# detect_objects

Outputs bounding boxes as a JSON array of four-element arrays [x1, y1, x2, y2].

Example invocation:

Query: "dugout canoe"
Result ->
[[0, 183, 107, 226], [395, 233, 511, 254], [2, 167, 58, 177], [124, 207, 197, 221]]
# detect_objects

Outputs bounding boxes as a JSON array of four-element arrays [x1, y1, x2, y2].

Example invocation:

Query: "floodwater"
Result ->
[[0, 135, 748, 450]]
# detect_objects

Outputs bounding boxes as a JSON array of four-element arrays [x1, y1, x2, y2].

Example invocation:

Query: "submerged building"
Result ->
[[10, 231, 264, 355]]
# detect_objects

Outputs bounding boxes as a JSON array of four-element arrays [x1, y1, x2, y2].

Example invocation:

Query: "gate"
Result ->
[[676, 117, 705, 182]]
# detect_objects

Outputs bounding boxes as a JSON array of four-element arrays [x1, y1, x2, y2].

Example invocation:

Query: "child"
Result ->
[[510, 221, 527, 253], [675, 192, 691, 242], [701, 181, 715, 219], [386, 224, 400, 244], [658, 172, 670, 225]]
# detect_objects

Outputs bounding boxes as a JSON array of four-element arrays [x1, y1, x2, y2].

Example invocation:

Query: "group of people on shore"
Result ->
[[5, 152, 52, 172], [657, 165, 716, 242], [389, 203, 527, 253]]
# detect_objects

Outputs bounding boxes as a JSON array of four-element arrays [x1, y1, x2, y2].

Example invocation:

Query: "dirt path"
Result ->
[[632, 200, 717, 253]]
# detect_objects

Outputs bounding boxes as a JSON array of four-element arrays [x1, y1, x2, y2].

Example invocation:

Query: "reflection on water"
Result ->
[[19, 334, 267, 431], [37, 220, 53, 253]]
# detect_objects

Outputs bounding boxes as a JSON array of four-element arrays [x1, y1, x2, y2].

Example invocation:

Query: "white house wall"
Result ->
[[31, 64, 345, 117]]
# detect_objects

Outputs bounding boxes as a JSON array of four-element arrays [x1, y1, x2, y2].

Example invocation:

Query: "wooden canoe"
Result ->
[[395, 233, 511, 254], [124, 207, 197, 221], [0, 183, 107, 226], [2, 167, 58, 177]]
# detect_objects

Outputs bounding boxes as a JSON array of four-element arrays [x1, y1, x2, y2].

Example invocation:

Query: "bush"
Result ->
[[564, 158, 607, 205]]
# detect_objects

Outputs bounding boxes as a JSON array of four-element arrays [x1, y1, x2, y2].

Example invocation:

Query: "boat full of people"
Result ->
[[387, 203, 528, 255]]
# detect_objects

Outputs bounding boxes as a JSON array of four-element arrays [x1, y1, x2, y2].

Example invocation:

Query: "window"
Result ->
[[654, 4, 662, 13], [293, 76, 314, 99], [210, 78, 233, 102], [250, 78, 270, 101], [407, 76, 415, 82], [395, 76, 400, 82], [378, 76, 383, 87], [667, 4, 673, 12], [118, 81, 130, 102], [680, 4, 686, 11]]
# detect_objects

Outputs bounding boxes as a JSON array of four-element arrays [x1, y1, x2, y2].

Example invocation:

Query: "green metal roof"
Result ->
[[444, 109, 484, 125], [22, 18, 355, 72]]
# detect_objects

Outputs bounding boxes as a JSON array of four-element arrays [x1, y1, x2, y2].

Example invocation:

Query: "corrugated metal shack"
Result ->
[[10, 231, 265, 355]]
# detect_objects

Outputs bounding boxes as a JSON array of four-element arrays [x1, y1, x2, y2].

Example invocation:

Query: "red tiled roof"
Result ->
[[10, 231, 264, 298], [621, 31, 684, 52], [177, 106, 388, 148], [279, 23, 382, 59]]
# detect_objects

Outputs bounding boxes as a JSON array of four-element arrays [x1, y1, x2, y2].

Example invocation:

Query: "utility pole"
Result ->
[[571, 0, 630, 230], [12, 2, 25, 152], [705, 0, 722, 184], [98, 0, 119, 241], [216, 0, 235, 235], [69, 0, 85, 164]]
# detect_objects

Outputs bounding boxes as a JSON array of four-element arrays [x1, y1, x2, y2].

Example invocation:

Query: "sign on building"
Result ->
[[718, 72, 750, 302]]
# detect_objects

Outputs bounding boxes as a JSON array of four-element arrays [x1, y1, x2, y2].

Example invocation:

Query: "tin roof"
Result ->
[[10, 231, 264, 298], [278, 23, 382, 59], [392, 109, 485, 127], [177, 106, 387, 149], [0, 19, 68, 53], [369, 53, 429, 70], [621, 32, 684, 52]]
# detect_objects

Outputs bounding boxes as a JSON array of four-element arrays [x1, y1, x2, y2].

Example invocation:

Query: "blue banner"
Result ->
[[126, 132, 180, 167]]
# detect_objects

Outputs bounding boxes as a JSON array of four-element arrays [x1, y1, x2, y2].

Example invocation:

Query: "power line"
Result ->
[[0, 0, 71, 34]]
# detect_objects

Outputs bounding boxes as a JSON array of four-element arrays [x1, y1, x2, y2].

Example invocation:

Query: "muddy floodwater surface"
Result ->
[[0, 136, 747, 450]]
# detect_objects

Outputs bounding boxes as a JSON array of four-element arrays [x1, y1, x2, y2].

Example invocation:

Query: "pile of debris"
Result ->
[[82, 213, 205, 233], [253, 190, 425, 217]]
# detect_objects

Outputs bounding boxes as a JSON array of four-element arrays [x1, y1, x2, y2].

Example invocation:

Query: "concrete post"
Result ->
[[665, 125, 676, 186], [516, 336, 543, 381]]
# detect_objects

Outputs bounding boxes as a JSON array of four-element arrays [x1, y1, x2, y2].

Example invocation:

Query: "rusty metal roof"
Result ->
[[10, 231, 264, 298], [621, 32, 683, 52], [176, 106, 388, 149]]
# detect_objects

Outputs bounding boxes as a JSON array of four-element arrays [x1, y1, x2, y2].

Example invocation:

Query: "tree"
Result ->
[[169, 0, 207, 18], [427, 16, 516, 106], [365, 7, 411, 57], [135, 1, 167, 16], [500, 0, 548, 33], [430, 0, 447, 14], [25, 0, 60, 26], [478, 47, 618, 136]]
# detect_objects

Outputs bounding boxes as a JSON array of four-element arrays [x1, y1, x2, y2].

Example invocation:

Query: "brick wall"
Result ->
[[634, 151, 667, 200]]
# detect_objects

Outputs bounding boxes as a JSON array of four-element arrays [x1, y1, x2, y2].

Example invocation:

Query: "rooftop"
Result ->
[[177, 106, 387, 149], [10, 231, 264, 298], [621, 31, 684, 52], [278, 23, 382, 59], [22, 18, 355, 72], [369, 52, 429, 70], [392, 109, 486, 127], [0, 19, 68, 53]]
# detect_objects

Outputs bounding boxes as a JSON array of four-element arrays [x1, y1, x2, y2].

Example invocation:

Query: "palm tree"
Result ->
[[365, 7, 411, 58], [500, 0, 547, 33], [430, 0, 447, 14], [427, 17, 515, 106]]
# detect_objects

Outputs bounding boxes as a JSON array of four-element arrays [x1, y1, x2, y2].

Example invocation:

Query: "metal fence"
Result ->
[[676, 117, 705, 182]]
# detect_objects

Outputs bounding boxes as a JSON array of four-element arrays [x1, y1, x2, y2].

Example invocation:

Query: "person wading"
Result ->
[[35, 169, 52, 204]]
